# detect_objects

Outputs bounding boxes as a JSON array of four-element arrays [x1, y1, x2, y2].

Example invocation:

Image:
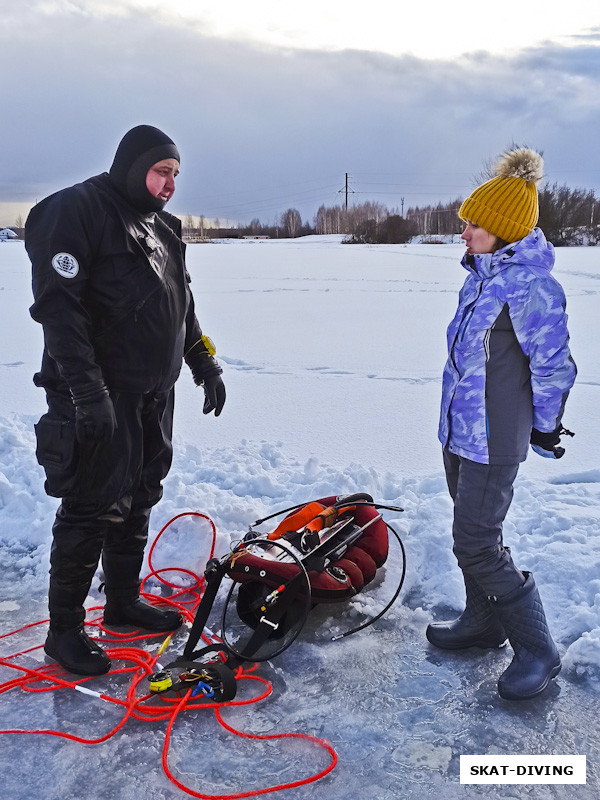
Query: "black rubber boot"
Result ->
[[492, 572, 561, 700], [102, 510, 183, 632], [44, 624, 111, 675], [46, 516, 109, 675], [426, 573, 507, 650], [102, 547, 182, 631], [103, 592, 183, 631]]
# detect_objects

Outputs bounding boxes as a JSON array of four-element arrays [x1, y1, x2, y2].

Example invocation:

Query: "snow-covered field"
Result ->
[[0, 235, 598, 798]]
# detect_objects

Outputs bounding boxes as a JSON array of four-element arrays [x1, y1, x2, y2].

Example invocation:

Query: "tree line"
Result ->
[[7, 181, 598, 246], [176, 182, 600, 246], [313, 184, 600, 245]]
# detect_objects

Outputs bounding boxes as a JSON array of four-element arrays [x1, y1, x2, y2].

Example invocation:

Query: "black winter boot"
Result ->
[[46, 522, 109, 676], [45, 624, 111, 675], [103, 592, 183, 632], [102, 545, 183, 631], [492, 572, 561, 700], [426, 572, 507, 650]]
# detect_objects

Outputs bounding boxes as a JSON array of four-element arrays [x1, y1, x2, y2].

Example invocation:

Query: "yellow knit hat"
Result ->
[[459, 148, 544, 243]]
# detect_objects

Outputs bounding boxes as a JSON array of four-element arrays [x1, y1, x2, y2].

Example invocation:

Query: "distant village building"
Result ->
[[0, 228, 19, 241]]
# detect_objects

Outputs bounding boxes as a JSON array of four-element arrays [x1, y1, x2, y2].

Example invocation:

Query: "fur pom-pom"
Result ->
[[495, 148, 544, 184]]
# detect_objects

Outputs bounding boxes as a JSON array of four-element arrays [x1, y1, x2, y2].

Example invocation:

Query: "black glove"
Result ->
[[530, 426, 574, 459], [185, 342, 226, 417], [72, 385, 117, 444], [202, 373, 226, 416]]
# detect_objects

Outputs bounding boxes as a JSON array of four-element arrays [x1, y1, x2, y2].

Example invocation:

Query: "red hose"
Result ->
[[0, 511, 338, 797]]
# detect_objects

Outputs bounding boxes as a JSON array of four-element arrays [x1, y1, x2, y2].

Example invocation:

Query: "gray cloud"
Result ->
[[2, 6, 599, 224]]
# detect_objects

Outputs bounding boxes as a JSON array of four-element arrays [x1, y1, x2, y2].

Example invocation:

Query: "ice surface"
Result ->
[[0, 237, 598, 798]]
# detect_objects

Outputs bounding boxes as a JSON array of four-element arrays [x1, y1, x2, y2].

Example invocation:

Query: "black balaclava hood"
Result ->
[[108, 125, 180, 213]]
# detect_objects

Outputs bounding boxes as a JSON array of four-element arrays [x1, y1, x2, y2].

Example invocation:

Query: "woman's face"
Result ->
[[461, 221, 497, 255]]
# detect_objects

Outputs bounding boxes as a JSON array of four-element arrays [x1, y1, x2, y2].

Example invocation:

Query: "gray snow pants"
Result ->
[[443, 447, 525, 599]]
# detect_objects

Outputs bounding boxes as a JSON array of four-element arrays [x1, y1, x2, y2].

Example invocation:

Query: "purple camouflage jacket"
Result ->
[[438, 228, 577, 465]]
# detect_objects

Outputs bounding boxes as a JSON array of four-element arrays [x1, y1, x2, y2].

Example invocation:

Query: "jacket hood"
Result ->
[[108, 125, 180, 214], [462, 228, 555, 280]]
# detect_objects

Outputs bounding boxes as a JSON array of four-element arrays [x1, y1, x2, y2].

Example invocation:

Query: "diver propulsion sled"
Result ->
[[148, 493, 404, 701]]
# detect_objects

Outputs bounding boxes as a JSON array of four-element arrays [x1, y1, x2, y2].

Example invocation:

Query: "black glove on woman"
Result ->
[[530, 426, 574, 459]]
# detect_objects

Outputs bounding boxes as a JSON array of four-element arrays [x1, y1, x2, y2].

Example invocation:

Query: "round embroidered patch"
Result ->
[[51, 252, 79, 279]]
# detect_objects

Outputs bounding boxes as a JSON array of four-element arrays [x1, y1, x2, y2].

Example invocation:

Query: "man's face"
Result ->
[[145, 158, 180, 204]]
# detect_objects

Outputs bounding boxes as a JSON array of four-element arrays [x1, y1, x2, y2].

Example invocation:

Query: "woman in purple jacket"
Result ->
[[428, 148, 577, 700]]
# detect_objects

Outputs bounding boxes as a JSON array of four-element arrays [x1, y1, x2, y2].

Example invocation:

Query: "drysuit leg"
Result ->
[[45, 390, 146, 629], [102, 389, 174, 592], [102, 390, 181, 631], [102, 506, 152, 599], [48, 504, 106, 631], [42, 391, 145, 673], [45, 502, 112, 675]]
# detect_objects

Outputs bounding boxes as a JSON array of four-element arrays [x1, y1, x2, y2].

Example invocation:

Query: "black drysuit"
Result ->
[[26, 172, 210, 628]]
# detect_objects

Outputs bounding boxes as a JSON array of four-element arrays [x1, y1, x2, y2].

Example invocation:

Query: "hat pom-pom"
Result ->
[[495, 148, 544, 185]]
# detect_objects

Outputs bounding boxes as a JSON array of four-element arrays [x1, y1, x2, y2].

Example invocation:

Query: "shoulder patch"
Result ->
[[51, 252, 79, 279]]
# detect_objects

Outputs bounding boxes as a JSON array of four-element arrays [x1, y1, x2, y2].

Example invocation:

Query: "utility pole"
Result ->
[[401, 196, 405, 216], [338, 173, 354, 210]]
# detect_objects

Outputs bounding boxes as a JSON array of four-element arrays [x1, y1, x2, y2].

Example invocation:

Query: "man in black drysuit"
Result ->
[[26, 125, 226, 676]]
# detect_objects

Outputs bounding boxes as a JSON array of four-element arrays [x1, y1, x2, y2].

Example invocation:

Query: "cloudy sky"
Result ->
[[2, 0, 600, 226]]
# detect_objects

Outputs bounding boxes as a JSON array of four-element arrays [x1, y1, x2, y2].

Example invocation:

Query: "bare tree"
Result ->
[[182, 215, 195, 239], [538, 183, 599, 244], [280, 208, 302, 238]]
